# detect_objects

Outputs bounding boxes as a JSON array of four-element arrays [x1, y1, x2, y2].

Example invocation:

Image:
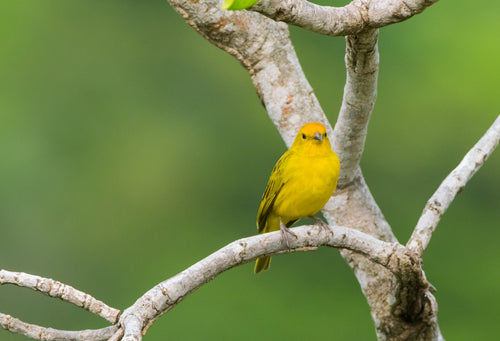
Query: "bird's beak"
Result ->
[[313, 131, 323, 141]]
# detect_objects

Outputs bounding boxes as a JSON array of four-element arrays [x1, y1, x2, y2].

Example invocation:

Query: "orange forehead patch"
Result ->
[[299, 122, 327, 135]]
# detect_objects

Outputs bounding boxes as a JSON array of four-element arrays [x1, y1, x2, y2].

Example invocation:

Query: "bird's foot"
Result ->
[[279, 217, 297, 248], [310, 216, 333, 236]]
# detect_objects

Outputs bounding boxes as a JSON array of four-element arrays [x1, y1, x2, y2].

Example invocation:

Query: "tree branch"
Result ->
[[250, 0, 440, 36], [0, 270, 120, 324], [118, 224, 404, 340], [333, 29, 379, 187], [0, 313, 117, 341], [168, 0, 331, 147], [407, 114, 500, 257]]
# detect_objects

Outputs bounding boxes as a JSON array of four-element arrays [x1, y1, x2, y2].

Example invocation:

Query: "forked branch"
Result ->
[[2, 225, 411, 341]]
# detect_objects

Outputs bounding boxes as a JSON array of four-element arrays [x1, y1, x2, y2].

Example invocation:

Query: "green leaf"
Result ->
[[221, 0, 260, 11]]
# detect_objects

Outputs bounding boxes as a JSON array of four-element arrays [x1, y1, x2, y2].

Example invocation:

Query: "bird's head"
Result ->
[[291, 122, 332, 152]]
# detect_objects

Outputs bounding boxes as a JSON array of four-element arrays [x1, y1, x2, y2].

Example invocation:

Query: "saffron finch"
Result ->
[[254, 122, 340, 273]]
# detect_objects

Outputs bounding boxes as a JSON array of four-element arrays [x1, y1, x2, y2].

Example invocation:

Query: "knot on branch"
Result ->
[[387, 247, 437, 326]]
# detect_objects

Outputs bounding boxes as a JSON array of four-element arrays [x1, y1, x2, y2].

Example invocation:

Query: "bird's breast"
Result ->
[[274, 153, 339, 220]]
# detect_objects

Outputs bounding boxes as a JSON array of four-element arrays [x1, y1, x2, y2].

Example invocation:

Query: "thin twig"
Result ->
[[0, 313, 117, 341], [0, 270, 120, 324], [407, 114, 500, 257]]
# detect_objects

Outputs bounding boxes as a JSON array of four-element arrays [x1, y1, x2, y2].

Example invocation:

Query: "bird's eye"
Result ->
[[302, 133, 306, 139], [324, 132, 327, 137]]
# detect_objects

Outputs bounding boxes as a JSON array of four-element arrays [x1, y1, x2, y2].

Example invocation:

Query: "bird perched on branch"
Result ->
[[255, 122, 340, 273]]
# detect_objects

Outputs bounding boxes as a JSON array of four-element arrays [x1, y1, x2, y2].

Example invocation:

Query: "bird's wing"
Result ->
[[256, 153, 289, 233]]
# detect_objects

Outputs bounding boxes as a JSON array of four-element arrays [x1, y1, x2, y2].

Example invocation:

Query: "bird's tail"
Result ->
[[254, 256, 271, 273]]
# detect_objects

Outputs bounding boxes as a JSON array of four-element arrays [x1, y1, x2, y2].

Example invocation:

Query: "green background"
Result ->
[[1, 1, 499, 340]]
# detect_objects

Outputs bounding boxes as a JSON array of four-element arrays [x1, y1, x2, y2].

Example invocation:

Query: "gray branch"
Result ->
[[407, 114, 500, 257], [117, 224, 408, 341], [0, 313, 117, 341], [251, 0, 440, 36], [333, 29, 379, 186], [0, 270, 120, 324], [168, 0, 330, 146]]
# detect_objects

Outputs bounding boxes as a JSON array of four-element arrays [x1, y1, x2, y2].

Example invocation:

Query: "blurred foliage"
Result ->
[[221, 0, 259, 10], [1, 0, 499, 340]]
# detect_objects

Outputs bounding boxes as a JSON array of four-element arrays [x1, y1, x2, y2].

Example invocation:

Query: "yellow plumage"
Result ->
[[255, 122, 340, 273]]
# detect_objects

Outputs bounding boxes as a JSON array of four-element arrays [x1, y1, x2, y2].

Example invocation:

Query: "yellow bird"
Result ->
[[255, 122, 340, 273]]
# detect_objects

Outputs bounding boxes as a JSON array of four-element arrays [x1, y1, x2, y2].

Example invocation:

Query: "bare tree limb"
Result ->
[[250, 0, 440, 36], [407, 114, 500, 257], [333, 29, 379, 186], [168, 0, 331, 147], [0, 313, 117, 341], [0, 270, 120, 324], [118, 224, 405, 340]]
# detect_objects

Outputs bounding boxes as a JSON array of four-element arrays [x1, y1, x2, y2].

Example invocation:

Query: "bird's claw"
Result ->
[[279, 217, 297, 248], [310, 216, 333, 235]]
